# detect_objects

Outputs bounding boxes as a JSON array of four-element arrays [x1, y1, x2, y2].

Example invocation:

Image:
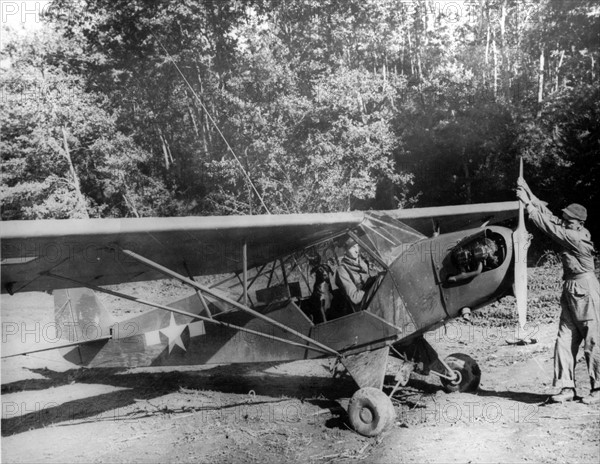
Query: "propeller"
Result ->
[[512, 158, 529, 330]]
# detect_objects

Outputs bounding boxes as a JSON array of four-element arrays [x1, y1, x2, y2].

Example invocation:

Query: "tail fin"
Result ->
[[54, 288, 115, 342]]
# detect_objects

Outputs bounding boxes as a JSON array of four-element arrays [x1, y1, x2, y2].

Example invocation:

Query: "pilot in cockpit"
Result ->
[[335, 237, 380, 313]]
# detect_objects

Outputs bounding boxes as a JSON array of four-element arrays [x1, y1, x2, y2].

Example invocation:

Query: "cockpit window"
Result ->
[[357, 212, 426, 266]]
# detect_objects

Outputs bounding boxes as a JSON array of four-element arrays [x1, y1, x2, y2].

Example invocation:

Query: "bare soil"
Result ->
[[2, 268, 599, 464]]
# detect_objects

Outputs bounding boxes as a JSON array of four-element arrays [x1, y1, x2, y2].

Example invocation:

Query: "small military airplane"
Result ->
[[1, 196, 528, 437]]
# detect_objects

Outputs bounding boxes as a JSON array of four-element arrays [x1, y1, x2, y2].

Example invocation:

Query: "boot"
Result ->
[[580, 389, 600, 405], [550, 388, 575, 403]]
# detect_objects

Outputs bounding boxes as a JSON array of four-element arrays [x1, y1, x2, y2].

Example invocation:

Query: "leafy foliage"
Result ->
[[1, 25, 177, 219], [1, 0, 599, 243]]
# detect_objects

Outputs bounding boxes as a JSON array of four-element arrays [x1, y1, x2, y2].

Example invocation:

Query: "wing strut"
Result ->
[[42, 272, 335, 356], [183, 261, 213, 318], [246, 263, 269, 291], [242, 241, 248, 306], [117, 248, 341, 357]]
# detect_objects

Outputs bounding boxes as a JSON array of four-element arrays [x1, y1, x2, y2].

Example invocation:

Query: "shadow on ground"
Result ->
[[1, 363, 356, 436], [476, 388, 549, 404], [3, 365, 558, 437]]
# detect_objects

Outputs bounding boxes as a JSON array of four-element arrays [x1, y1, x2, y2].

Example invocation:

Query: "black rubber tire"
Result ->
[[441, 353, 481, 393], [347, 387, 395, 437]]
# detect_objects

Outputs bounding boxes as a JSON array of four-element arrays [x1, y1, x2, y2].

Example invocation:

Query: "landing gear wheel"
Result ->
[[441, 353, 481, 393], [347, 387, 395, 437]]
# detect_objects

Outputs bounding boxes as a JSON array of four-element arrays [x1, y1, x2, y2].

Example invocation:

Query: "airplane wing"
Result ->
[[1, 213, 365, 294], [1, 201, 519, 295], [382, 201, 520, 236]]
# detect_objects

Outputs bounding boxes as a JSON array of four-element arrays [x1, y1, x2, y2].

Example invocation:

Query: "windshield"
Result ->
[[356, 212, 426, 266]]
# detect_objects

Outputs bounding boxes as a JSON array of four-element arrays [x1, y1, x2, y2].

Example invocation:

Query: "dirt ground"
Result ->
[[2, 282, 600, 464]]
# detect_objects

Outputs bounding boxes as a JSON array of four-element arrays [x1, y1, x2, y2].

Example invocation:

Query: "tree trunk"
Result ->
[[61, 127, 89, 218], [195, 65, 210, 153], [462, 160, 472, 204], [499, 0, 509, 98], [383, 55, 387, 82], [407, 30, 414, 76], [123, 193, 141, 218], [492, 33, 498, 99], [188, 102, 200, 137], [537, 46, 545, 117], [554, 49, 565, 92], [485, 20, 490, 85], [158, 129, 173, 170]]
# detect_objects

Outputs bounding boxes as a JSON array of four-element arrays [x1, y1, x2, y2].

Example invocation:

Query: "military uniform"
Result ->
[[335, 255, 372, 313], [525, 199, 600, 397]]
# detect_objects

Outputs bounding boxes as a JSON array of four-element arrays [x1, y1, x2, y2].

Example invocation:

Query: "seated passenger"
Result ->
[[335, 238, 377, 313]]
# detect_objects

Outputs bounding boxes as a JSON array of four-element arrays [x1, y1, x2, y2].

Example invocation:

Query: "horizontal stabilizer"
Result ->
[[1, 335, 112, 359]]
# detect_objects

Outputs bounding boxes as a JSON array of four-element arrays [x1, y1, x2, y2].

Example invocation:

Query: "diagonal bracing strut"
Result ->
[[43, 272, 335, 356], [117, 248, 340, 357]]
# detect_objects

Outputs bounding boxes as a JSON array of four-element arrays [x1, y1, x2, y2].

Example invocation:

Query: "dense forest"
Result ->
[[1, 0, 599, 241]]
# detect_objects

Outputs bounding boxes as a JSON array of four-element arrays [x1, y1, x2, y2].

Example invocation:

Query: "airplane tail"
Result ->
[[54, 288, 115, 342]]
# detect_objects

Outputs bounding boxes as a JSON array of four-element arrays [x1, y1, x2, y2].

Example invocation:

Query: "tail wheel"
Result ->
[[347, 387, 395, 437], [441, 353, 481, 393]]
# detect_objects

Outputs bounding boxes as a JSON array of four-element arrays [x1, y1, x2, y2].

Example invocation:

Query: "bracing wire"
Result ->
[[152, 33, 271, 215]]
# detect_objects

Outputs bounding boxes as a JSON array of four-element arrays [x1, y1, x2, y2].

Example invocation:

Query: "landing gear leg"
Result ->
[[391, 337, 481, 393], [342, 346, 396, 436], [438, 353, 481, 393]]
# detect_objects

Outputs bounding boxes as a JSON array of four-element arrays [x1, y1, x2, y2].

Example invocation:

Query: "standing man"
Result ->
[[517, 178, 600, 404]]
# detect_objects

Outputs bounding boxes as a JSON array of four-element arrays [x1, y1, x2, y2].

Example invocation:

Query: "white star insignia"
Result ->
[[159, 312, 188, 354]]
